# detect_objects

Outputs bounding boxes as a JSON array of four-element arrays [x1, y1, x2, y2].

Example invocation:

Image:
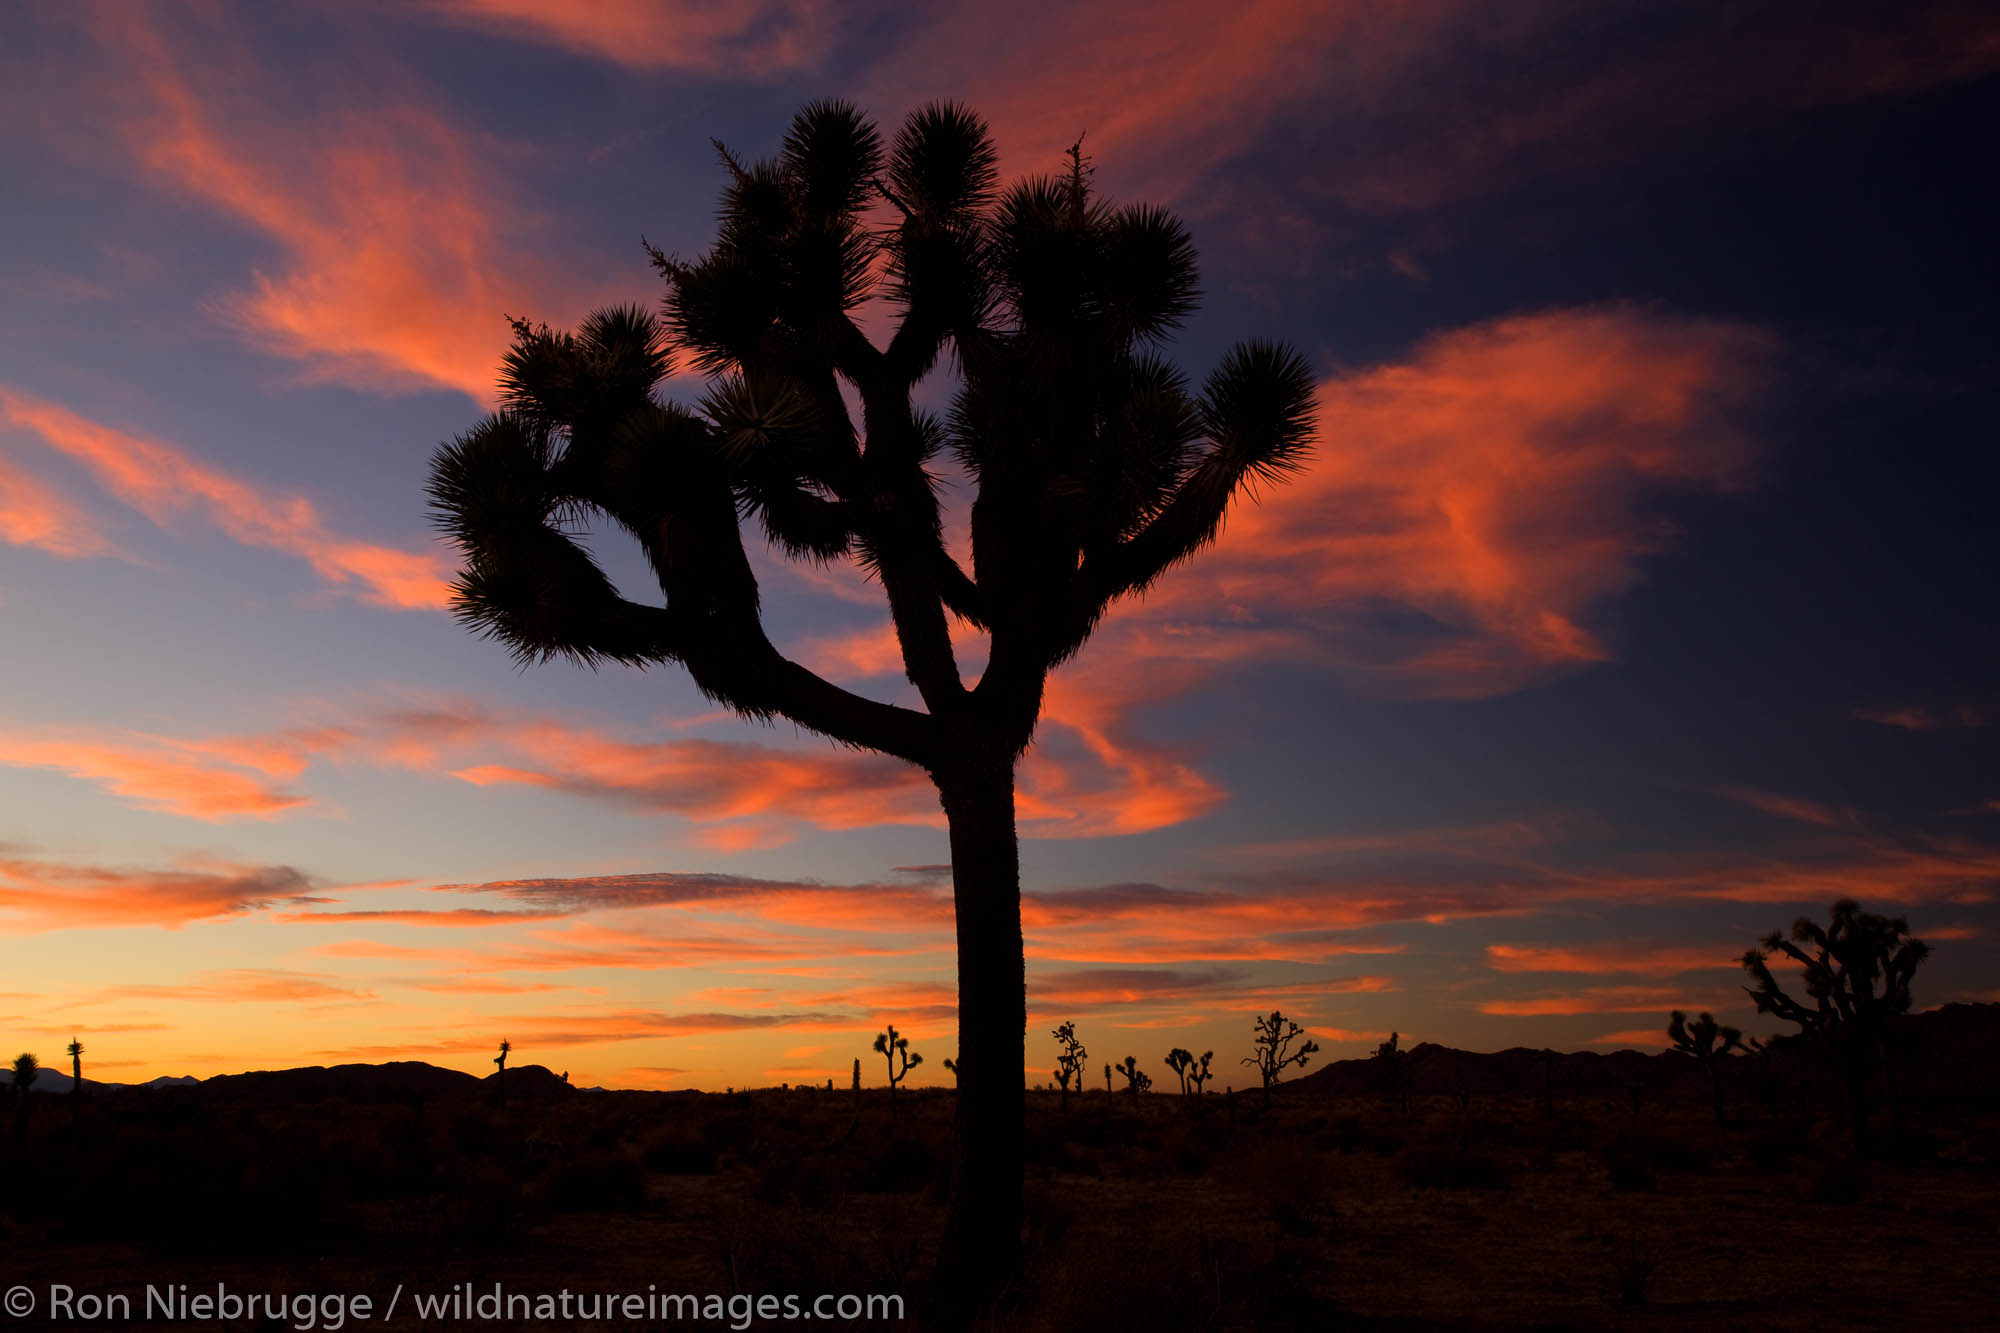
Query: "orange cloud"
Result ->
[[870, 1, 1438, 200], [1588, 1028, 1671, 1049], [1484, 943, 1740, 976], [452, 723, 940, 830], [0, 388, 452, 609], [0, 450, 112, 558], [0, 852, 321, 930], [114, 970, 375, 1004], [1480, 986, 1709, 1017], [1142, 305, 1773, 699], [1708, 787, 1853, 828], [1855, 702, 1992, 731], [0, 730, 308, 820], [89, 12, 589, 400], [410, 0, 833, 74]]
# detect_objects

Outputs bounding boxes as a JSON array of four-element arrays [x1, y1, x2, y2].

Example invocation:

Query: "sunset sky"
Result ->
[[3, 2, 1996, 1091]]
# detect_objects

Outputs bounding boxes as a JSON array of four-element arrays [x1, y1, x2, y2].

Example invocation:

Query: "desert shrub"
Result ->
[[538, 1151, 647, 1212], [643, 1126, 718, 1174], [1604, 1127, 1710, 1176], [1748, 1122, 1807, 1173], [1397, 1143, 1512, 1190], [853, 1131, 948, 1195], [1803, 1158, 1869, 1204], [1604, 1152, 1655, 1192], [431, 1160, 523, 1244]]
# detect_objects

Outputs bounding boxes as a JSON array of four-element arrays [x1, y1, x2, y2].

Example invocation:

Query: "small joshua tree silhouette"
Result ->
[[11, 1052, 38, 1142], [1243, 1010, 1319, 1108], [494, 1038, 510, 1107], [1742, 899, 1927, 1151], [874, 1024, 923, 1118], [943, 1056, 960, 1087], [1666, 1010, 1742, 1126], [1187, 1050, 1213, 1098], [67, 1037, 83, 1099], [1052, 1021, 1088, 1115], [1164, 1048, 1213, 1105], [1374, 1031, 1410, 1117], [1104, 1063, 1113, 1103], [1116, 1056, 1152, 1102], [1165, 1047, 1194, 1097]]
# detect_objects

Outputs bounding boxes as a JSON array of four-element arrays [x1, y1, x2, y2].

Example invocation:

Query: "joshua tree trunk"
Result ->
[[934, 757, 1026, 1300]]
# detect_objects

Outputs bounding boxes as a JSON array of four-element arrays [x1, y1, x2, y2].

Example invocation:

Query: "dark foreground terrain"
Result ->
[[6, 1006, 1999, 1331]]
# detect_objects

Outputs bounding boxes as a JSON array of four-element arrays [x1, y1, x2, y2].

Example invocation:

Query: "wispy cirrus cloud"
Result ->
[[0, 450, 113, 559], [112, 969, 375, 1004], [83, 9, 592, 400], [1484, 942, 1740, 977], [0, 729, 309, 820], [1153, 304, 1775, 699], [406, 0, 836, 75], [0, 850, 323, 930], [1855, 702, 1992, 731], [0, 388, 452, 609]]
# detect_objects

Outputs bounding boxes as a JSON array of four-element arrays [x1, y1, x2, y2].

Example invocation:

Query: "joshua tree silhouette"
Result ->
[[873, 1024, 923, 1117], [1243, 1010, 1320, 1108], [1742, 899, 1927, 1151], [1374, 1031, 1410, 1116], [494, 1038, 510, 1108], [1164, 1047, 1212, 1104], [1115, 1055, 1152, 1101], [11, 1052, 37, 1142], [1052, 1021, 1088, 1115], [424, 101, 1314, 1296], [1666, 1010, 1742, 1126], [67, 1037, 83, 1099], [942, 1056, 959, 1085]]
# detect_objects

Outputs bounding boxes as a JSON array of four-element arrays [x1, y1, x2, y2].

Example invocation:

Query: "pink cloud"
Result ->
[[409, 0, 835, 75], [0, 388, 452, 609], [0, 851, 322, 930], [0, 450, 113, 558]]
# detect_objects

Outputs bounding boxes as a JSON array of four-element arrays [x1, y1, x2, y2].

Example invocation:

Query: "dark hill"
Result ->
[[197, 1060, 480, 1103], [484, 1063, 575, 1103], [1292, 1002, 2000, 1105]]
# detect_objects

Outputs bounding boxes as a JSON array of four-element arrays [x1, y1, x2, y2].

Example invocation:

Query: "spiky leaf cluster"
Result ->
[[427, 101, 1316, 771], [1741, 899, 1928, 1057]]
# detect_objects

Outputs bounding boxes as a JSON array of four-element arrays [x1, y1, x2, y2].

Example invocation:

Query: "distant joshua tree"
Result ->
[[1052, 1021, 1088, 1115], [1374, 1032, 1410, 1116], [1164, 1048, 1213, 1105], [67, 1037, 84, 1099], [11, 1053, 37, 1141], [943, 1056, 960, 1087], [1742, 899, 1928, 1150], [1104, 1063, 1113, 1103], [494, 1038, 510, 1108], [873, 1024, 923, 1117], [1243, 1010, 1320, 1108], [1666, 1010, 1742, 1126], [1115, 1056, 1152, 1102]]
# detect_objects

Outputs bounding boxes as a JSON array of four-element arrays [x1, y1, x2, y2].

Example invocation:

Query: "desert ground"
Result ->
[[6, 1007, 1998, 1331]]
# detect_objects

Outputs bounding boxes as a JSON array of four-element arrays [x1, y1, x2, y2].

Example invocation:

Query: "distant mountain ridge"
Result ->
[[22, 1004, 1997, 1101], [1292, 1002, 2000, 1105], [24, 1070, 198, 1095]]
